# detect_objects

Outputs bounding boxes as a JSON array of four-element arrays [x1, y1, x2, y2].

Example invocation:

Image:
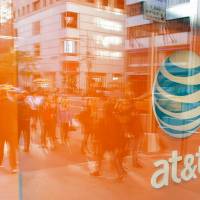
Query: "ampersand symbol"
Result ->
[[181, 155, 197, 181]]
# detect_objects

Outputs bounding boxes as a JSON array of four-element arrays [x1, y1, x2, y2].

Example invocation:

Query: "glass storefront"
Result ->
[[1, 0, 200, 199]]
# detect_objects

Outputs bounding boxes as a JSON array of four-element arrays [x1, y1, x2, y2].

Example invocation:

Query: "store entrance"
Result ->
[[87, 72, 106, 96]]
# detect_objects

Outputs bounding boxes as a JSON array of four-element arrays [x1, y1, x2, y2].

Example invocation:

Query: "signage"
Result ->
[[151, 147, 200, 189], [151, 50, 200, 189], [144, 0, 166, 22], [152, 50, 200, 139]]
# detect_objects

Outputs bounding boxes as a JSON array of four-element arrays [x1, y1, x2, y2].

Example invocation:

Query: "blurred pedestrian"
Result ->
[[78, 98, 93, 154], [129, 99, 143, 168], [41, 98, 57, 149], [18, 91, 31, 152], [0, 90, 18, 173], [26, 92, 44, 135], [90, 98, 126, 180], [116, 98, 143, 168], [58, 98, 72, 145]]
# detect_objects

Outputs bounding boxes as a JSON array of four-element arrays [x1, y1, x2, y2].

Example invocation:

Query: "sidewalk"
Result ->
[[0, 168, 18, 199], [1, 143, 200, 200], [2, 128, 200, 200], [20, 155, 200, 200], [19, 142, 200, 200]]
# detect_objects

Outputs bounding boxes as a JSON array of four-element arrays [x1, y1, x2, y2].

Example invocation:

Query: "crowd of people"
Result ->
[[78, 97, 143, 180], [0, 88, 144, 180], [18, 91, 74, 151], [0, 89, 74, 173]]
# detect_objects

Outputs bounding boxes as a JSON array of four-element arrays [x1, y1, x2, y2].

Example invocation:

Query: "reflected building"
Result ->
[[13, 0, 125, 94], [125, 0, 193, 98], [0, 0, 12, 24], [0, 0, 13, 52], [0, 0, 15, 84]]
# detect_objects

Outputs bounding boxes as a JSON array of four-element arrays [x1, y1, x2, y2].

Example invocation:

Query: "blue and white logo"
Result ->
[[153, 50, 200, 138]]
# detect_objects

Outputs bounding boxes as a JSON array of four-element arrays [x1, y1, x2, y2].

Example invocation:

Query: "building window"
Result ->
[[62, 12, 78, 28], [64, 40, 78, 55], [127, 17, 190, 39], [14, 28, 18, 37], [112, 74, 122, 81], [32, 21, 40, 35], [127, 2, 143, 17], [96, 50, 122, 59], [95, 18, 122, 32], [127, 53, 148, 66], [22, 6, 25, 15], [102, 0, 108, 7], [96, 35, 122, 48], [87, 73, 106, 91], [43, 0, 47, 7], [34, 43, 41, 56], [27, 5, 30, 13], [63, 61, 79, 72], [114, 0, 124, 9], [110, 74, 122, 89], [167, 0, 190, 8], [33, 0, 40, 11], [18, 9, 20, 17], [62, 61, 79, 93], [13, 11, 16, 19], [87, 0, 95, 3]]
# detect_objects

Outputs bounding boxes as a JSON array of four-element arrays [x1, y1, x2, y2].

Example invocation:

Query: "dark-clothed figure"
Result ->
[[49, 97, 57, 145], [41, 100, 56, 149], [58, 98, 72, 144], [0, 91, 18, 172], [117, 98, 143, 168], [92, 98, 126, 179], [78, 99, 93, 154], [18, 94, 31, 152], [129, 100, 143, 168], [26, 93, 44, 134]]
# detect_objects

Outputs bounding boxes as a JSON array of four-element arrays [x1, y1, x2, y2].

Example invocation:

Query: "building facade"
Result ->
[[0, 0, 16, 84], [0, 0, 13, 54], [13, 0, 125, 94], [125, 0, 193, 98]]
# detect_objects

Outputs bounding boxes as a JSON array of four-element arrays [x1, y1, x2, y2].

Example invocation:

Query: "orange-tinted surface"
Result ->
[[1, 1, 200, 199]]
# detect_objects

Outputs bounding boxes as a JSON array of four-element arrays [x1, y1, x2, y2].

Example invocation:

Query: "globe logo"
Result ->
[[153, 50, 200, 138]]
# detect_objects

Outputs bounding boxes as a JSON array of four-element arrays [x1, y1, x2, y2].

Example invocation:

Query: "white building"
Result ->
[[13, 0, 125, 94], [0, 0, 12, 23]]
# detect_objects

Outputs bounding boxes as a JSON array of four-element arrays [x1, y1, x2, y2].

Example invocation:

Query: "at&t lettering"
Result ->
[[151, 147, 200, 189]]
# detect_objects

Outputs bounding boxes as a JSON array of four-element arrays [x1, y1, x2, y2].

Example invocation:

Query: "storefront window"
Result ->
[[87, 73, 106, 95], [2, 0, 200, 199], [62, 61, 79, 93]]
